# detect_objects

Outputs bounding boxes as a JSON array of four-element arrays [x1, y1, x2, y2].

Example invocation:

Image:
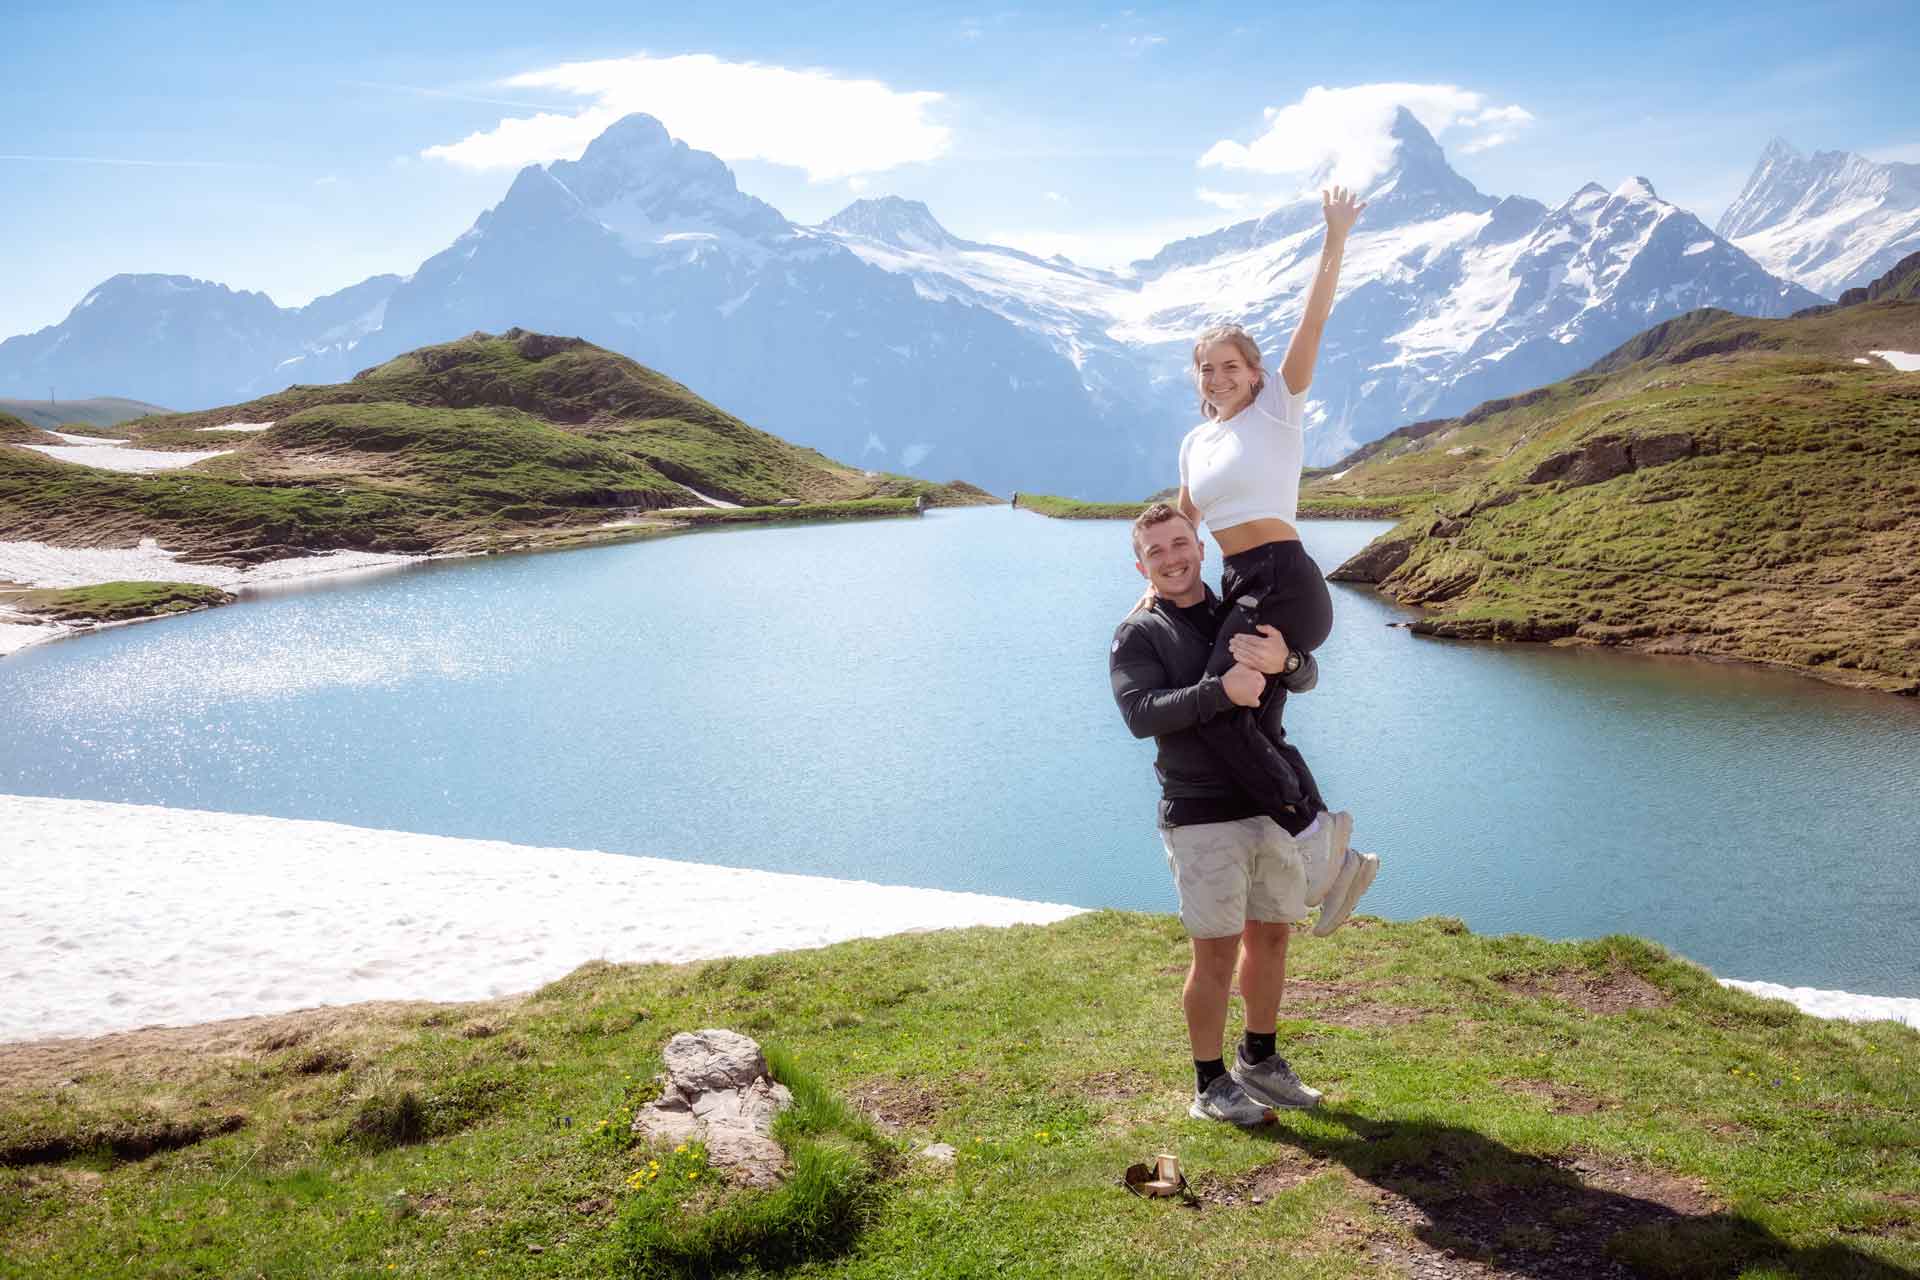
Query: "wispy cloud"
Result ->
[[1200, 83, 1534, 190], [1043, 191, 1067, 204], [1867, 142, 1920, 164], [0, 154, 256, 169], [341, 79, 573, 112], [421, 52, 951, 183]]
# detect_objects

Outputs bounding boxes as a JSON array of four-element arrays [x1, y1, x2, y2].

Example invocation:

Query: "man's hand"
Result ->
[[1222, 662, 1265, 707], [1227, 624, 1291, 675]]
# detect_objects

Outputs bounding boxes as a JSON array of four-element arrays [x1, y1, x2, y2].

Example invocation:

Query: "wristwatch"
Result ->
[[1282, 651, 1303, 675]]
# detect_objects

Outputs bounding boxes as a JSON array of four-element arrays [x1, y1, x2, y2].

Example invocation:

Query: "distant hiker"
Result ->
[[1112, 504, 1376, 1125]]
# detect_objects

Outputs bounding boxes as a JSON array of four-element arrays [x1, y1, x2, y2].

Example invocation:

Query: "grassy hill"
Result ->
[[0, 412, 61, 446], [0, 396, 169, 431], [0, 330, 995, 570], [1, 914, 1914, 1277], [1308, 259, 1920, 694]]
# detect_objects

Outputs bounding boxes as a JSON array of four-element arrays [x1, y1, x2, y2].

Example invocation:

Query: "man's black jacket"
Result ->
[[1109, 587, 1321, 821]]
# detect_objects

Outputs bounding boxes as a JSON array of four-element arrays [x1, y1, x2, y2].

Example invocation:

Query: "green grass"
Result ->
[[6, 581, 233, 622], [1013, 494, 1148, 519], [2, 915, 1914, 1278]]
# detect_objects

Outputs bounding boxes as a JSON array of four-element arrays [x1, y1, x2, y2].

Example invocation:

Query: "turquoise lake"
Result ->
[[4, 507, 1917, 995]]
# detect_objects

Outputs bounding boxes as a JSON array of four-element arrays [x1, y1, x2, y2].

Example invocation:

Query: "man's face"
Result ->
[[1134, 516, 1205, 605]]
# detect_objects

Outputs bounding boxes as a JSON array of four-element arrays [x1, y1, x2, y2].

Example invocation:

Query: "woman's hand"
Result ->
[[1322, 185, 1367, 239]]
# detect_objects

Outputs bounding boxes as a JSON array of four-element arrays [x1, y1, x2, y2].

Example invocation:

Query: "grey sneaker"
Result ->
[[1188, 1074, 1276, 1127], [1231, 1047, 1324, 1109], [1302, 810, 1355, 908], [1312, 848, 1380, 937]]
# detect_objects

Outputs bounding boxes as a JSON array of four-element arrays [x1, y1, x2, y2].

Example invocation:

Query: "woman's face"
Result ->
[[1196, 339, 1258, 419]]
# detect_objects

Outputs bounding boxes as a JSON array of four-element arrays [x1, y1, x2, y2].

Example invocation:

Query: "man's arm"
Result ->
[[1110, 622, 1234, 739]]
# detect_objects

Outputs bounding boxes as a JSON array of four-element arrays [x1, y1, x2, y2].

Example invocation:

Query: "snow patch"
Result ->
[[199, 421, 275, 432], [0, 794, 1086, 1041], [1720, 979, 1920, 1030], [20, 445, 233, 472], [1868, 350, 1920, 372]]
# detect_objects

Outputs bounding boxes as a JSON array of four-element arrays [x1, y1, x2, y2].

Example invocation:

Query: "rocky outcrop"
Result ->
[[632, 1029, 793, 1188], [1327, 535, 1416, 584], [1524, 433, 1699, 488]]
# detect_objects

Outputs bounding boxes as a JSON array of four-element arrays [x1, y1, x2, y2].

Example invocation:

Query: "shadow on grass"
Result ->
[[1260, 1108, 1916, 1279]]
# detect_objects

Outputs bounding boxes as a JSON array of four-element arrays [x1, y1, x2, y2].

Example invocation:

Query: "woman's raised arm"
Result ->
[[1279, 186, 1365, 395]]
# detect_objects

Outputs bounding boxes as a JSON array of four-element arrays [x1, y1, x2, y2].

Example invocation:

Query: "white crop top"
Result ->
[[1178, 375, 1309, 530]]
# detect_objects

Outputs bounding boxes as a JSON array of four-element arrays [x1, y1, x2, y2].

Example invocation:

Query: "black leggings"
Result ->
[[1196, 540, 1333, 833]]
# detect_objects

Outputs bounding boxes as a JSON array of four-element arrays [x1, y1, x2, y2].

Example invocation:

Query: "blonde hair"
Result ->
[[1192, 324, 1266, 420]]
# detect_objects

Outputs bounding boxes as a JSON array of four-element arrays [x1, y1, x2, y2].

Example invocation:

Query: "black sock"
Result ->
[[1194, 1057, 1227, 1093], [1242, 1031, 1277, 1063]]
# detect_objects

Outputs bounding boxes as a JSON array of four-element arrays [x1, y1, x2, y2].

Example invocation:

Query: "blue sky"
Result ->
[[2, 0, 1915, 338]]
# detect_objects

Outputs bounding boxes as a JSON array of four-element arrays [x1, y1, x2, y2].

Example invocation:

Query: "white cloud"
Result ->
[[1867, 142, 1920, 164], [1043, 191, 1067, 204], [420, 52, 951, 183], [1199, 83, 1533, 190]]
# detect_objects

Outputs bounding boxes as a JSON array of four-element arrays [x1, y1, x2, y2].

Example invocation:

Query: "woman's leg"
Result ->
[[1190, 543, 1335, 831]]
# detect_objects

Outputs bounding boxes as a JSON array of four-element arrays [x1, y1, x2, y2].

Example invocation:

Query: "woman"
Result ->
[[1175, 185, 1374, 920]]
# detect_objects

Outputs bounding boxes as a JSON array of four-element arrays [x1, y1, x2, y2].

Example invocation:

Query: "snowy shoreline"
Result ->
[[0, 538, 434, 658], [3, 794, 1915, 1045]]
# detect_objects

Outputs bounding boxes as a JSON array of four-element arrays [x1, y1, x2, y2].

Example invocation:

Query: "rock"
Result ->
[[634, 1029, 794, 1189], [1630, 432, 1695, 468], [1328, 535, 1416, 583], [775, 497, 802, 507], [1561, 436, 1633, 488], [1427, 516, 1468, 538], [918, 1142, 958, 1164]]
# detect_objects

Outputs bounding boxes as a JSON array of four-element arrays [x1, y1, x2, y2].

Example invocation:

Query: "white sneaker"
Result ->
[[1312, 848, 1379, 937], [1300, 810, 1354, 908]]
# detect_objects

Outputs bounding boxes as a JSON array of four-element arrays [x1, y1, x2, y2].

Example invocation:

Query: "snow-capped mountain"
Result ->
[[1718, 139, 1920, 298], [0, 109, 1825, 490], [822, 109, 1820, 464]]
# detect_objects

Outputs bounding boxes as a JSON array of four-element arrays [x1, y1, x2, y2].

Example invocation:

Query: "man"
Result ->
[[1109, 502, 1373, 1126]]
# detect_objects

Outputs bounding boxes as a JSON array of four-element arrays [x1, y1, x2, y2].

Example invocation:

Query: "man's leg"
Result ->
[[1163, 820, 1278, 1126], [1184, 933, 1240, 1061], [1237, 919, 1291, 1038], [1228, 823, 1324, 1109]]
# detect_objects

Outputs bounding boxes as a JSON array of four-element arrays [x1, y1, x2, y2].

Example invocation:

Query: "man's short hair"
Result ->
[[1132, 502, 1195, 556]]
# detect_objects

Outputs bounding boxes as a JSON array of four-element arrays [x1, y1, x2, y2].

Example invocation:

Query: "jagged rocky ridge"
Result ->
[[1718, 139, 1920, 299]]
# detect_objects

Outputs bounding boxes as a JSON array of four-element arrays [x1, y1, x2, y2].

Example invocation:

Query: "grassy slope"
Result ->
[[0, 412, 60, 446], [0, 397, 168, 432], [0, 331, 995, 568], [1, 914, 1914, 1278], [1311, 297, 1920, 693]]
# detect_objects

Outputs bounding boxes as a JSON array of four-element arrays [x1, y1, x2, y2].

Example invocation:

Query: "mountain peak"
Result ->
[[1341, 105, 1493, 224], [819, 197, 963, 251], [543, 113, 791, 246], [1612, 176, 1660, 203]]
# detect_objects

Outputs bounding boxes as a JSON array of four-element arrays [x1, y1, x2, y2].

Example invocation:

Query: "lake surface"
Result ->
[[4, 508, 1917, 995]]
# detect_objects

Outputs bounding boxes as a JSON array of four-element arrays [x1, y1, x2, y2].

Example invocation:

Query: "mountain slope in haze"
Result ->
[[1311, 256, 1920, 693], [1719, 139, 1920, 299], [0, 329, 990, 568]]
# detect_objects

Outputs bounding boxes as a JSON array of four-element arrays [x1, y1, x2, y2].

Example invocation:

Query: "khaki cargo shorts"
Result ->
[[1161, 816, 1310, 938]]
